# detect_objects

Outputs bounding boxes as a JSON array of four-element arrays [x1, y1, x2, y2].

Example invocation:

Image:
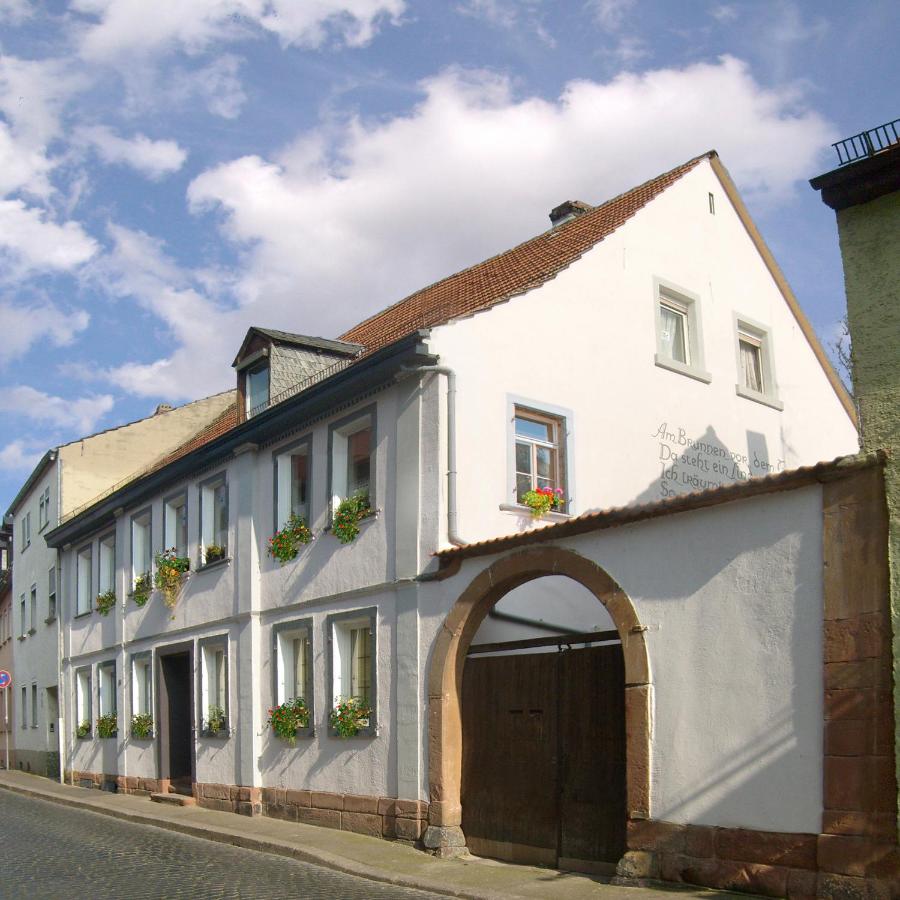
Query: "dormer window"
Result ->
[[246, 361, 270, 417]]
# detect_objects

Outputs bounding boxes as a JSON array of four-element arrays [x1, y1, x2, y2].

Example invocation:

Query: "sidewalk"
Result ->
[[0, 770, 733, 900]]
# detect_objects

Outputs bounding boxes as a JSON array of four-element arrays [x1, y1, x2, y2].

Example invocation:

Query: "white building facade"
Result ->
[[46, 152, 871, 889]]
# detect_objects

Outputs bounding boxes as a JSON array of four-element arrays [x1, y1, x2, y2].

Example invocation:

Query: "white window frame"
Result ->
[[29, 584, 36, 634], [18, 594, 25, 637], [30, 683, 37, 729], [653, 279, 711, 383], [131, 652, 153, 719], [131, 509, 152, 587], [163, 491, 189, 559], [245, 360, 270, 418], [504, 397, 575, 516], [199, 636, 228, 736], [75, 667, 91, 736], [328, 406, 376, 519], [328, 608, 376, 735], [38, 486, 50, 531], [199, 473, 229, 564], [21, 511, 30, 552], [98, 660, 117, 720], [273, 436, 312, 533], [98, 531, 116, 597], [273, 618, 313, 708], [76, 545, 92, 617], [20, 686, 26, 728], [48, 566, 57, 621], [733, 315, 783, 411]]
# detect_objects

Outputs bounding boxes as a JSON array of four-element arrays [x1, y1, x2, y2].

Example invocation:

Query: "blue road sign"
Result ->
[[0, 670, 10, 690]]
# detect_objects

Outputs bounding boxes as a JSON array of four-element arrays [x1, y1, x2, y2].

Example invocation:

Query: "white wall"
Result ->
[[428, 160, 857, 546], [422, 485, 825, 834]]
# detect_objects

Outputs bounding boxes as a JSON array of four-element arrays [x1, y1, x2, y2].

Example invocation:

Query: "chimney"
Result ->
[[153, 403, 174, 416], [549, 199, 592, 227]]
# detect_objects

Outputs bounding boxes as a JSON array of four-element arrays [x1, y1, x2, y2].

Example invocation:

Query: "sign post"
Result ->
[[0, 669, 11, 771]]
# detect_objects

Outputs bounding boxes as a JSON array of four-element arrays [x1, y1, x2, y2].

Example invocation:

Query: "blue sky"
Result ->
[[0, 0, 897, 512]]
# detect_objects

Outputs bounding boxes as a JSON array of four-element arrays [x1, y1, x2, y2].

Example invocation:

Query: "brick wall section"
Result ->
[[195, 782, 262, 817], [261, 789, 428, 843]]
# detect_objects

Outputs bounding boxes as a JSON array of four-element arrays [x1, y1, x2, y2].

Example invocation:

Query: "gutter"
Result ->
[[45, 332, 436, 549], [396, 365, 467, 548]]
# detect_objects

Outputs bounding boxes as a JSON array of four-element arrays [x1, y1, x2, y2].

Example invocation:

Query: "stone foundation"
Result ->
[[261, 788, 429, 843]]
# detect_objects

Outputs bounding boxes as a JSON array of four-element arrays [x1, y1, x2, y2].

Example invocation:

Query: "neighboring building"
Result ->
[[811, 117, 900, 832], [0, 522, 14, 769], [46, 151, 860, 885], [6, 392, 236, 776]]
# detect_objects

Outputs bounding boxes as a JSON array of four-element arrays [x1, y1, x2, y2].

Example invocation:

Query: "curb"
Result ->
[[0, 778, 515, 900]]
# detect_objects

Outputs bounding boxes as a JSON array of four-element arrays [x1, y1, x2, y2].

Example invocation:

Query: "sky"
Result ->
[[0, 0, 897, 512]]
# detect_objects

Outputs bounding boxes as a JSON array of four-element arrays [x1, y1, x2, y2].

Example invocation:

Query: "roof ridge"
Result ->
[[339, 151, 713, 349]]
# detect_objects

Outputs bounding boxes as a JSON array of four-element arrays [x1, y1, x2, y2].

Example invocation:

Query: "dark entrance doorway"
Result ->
[[461, 639, 626, 873], [159, 651, 193, 784]]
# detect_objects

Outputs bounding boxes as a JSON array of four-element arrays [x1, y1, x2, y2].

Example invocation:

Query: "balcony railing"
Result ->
[[832, 118, 900, 166]]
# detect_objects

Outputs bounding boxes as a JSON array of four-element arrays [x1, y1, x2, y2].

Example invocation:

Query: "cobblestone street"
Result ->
[[0, 791, 444, 899]]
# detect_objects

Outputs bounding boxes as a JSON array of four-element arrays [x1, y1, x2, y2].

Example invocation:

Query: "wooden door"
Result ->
[[461, 644, 625, 871], [461, 652, 558, 865], [558, 645, 626, 873]]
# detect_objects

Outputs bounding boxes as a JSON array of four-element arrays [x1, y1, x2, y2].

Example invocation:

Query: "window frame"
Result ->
[[272, 617, 315, 738], [163, 490, 189, 560], [29, 584, 36, 635], [199, 472, 229, 566], [326, 607, 377, 738], [38, 486, 50, 532], [198, 634, 229, 737], [505, 396, 575, 516], [98, 659, 117, 731], [18, 594, 25, 637], [245, 359, 271, 418], [21, 510, 31, 552], [327, 404, 377, 522], [130, 507, 153, 588], [653, 279, 711, 383], [75, 544, 93, 617], [75, 666, 92, 737], [20, 685, 26, 729], [98, 530, 116, 598], [30, 683, 37, 729], [272, 435, 313, 534], [47, 566, 57, 622], [733, 314, 783, 411], [130, 651, 153, 733]]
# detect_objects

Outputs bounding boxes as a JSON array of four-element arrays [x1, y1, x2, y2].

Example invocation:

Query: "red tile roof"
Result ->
[[152, 402, 239, 471], [340, 153, 712, 352]]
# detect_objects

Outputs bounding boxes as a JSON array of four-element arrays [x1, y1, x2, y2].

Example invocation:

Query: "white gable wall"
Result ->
[[427, 160, 857, 545]]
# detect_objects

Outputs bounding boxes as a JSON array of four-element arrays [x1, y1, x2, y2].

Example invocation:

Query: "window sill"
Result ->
[[27, 628, 36, 636], [200, 729, 230, 740], [76, 733, 92, 740], [499, 504, 573, 523], [17, 636, 25, 642], [654, 354, 712, 384], [130, 734, 154, 742], [44, 616, 57, 625], [325, 508, 380, 535], [196, 557, 230, 574], [73, 610, 93, 620], [735, 384, 784, 411]]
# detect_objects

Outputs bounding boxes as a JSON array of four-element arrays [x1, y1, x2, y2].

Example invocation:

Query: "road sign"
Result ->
[[0, 670, 10, 690]]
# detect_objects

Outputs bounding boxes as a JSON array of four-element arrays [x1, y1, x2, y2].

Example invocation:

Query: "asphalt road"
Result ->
[[0, 791, 445, 899]]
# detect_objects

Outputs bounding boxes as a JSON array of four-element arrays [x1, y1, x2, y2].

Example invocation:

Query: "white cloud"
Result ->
[[0, 0, 32, 24], [178, 55, 247, 120], [587, 0, 636, 31], [710, 4, 738, 23], [77, 125, 188, 179], [0, 440, 44, 473], [0, 385, 114, 433], [73, 0, 407, 60], [0, 200, 98, 272], [0, 300, 90, 365]]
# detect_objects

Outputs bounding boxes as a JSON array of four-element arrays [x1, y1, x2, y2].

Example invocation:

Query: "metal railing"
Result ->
[[832, 118, 900, 166]]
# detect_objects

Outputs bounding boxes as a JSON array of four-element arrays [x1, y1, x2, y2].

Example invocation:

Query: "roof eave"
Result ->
[[5, 449, 57, 519]]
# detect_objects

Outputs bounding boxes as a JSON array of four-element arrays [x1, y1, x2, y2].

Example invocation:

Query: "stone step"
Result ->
[[150, 792, 196, 807]]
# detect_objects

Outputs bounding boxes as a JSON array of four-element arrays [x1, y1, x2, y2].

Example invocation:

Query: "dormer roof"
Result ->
[[232, 327, 362, 369]]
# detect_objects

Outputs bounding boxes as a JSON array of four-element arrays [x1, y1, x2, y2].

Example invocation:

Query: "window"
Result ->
[[200, 638, 228, 734], [75, 668, 91, 735], [20, 511, 30, 552], [38, 486, 50, 531], [31, 683, 37, 728], [200, 474, 228, 563], [99, 532, 116, 597], [29, 585, 36, 634], [654, 282, 710, 382], [131, 654, 152, 718], [48, 567, 57, 621], [329, 407, 375, 516], [164, 493, 188, 558], [328, 609, 376, 734], [19, 594, 25, 636], [514, 407, 566, 509], [76, 545, 92, 616], [98, 661, 116, 718], [273, 619, 313, 711], [131, 509, 152, 585], [734, 317, 783, 410], [21, 686, 26, 728], [274, 438, 311, 531], [246, 361, 270, 417]]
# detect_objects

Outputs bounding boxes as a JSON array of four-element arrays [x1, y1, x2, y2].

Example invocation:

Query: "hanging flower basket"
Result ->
[[204, 544, 226, 565], [96, 712, 118, 739], [95, 589, 117, 616], [266, 698, 310, 745], [330, 697, 372, 738], [332, 492, 373, 544], [155, 549, 190, 608], [521, 487, 566, 518], [130, 573, 152, 607], [76, 720, 91, 739], [130, 713, 153, 739], [267, 514, 313, 565], [203, 705, 227, 737]]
